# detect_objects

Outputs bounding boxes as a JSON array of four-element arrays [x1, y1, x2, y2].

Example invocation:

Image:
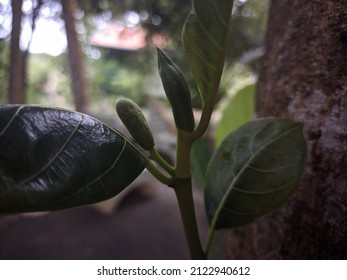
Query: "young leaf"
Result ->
[[215, 84, 255, 146], [0, 105, 148, 213], [183, 0, 233, 103], [204, 118, 306, 230]]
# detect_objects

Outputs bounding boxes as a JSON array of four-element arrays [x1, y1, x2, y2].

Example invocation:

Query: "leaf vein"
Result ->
[[184, 34, 218, 71], [211, 0, 228, 27], [210, 123, 302, 230], [233, 180, 294, 195], [193, 11, 223, 52], [247, 163, 295, 173], [78, 139, 127, 192], [0, 106, 24, 137], [19, 113, 83, 186]]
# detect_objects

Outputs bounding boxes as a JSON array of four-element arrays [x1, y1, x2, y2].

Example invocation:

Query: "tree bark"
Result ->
[[61, 0, 90, 112], [228, 0, 347, 259], [8, 0, 25, 104]]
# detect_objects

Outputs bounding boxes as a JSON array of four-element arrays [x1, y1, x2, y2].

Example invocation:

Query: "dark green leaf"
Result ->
[[204, 118, 306, 230], [183, 0, 233, 103], [190, 138, 212, 190], [0, 105, 148, 213], [215, 84, 255, 146]]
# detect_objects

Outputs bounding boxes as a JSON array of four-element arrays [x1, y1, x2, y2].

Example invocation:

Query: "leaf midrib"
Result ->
[[0, 106, 23, 136], [184, 1, 233, 102]]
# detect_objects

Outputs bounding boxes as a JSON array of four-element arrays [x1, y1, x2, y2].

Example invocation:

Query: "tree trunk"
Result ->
[[228, 0, 347, 259], [8, 0, 25, 104], [61, 0, 90, 112]]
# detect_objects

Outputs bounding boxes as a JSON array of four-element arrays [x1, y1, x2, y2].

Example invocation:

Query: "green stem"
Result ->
[[174, 178, 206, 259], [146, 161, 174, 186], [175, 129, 194, 178], [192, 94, 217, 140], [149, 147, 175, 176], [173, 129, 205, 259]]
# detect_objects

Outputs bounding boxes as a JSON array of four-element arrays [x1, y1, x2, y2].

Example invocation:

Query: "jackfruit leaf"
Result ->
[[190, 138, 212, 190], [183, 0, 233, 103], [205, 118, 306, 230], [0, 105, 148, 213], [215, 84, 255, 147]]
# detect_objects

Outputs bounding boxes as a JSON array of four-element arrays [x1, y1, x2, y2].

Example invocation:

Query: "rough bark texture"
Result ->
[[62, 0, 90, 112], [228, 0, 347, 259], [8, 0, 25, 104]]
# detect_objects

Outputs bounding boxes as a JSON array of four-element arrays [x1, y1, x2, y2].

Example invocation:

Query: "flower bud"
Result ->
[[157, 48, 195, 131]]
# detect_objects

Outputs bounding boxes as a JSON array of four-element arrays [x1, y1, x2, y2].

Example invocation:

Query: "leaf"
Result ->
[[182, 0, 233, 103], [215, 84, 255, 147], [0, 105, 148, 213], [204, 118, 307, 230], [190, 138, 212, 190]]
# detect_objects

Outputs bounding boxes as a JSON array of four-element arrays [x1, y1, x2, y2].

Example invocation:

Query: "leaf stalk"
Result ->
[[149, 147, 175, 176], [146, 161, 174, 186]]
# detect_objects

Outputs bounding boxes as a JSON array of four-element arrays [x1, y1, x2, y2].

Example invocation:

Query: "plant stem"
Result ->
[[174, 129, 205, 259], [149, 147, 175, 176], [175, 130, 194, 178], [192, 94, 217, 140], [146, 161, 174, 186], [174, 178, 206, 259]]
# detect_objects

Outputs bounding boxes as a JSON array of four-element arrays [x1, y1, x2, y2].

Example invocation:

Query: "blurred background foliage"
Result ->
[[0, 0, 269, 138]]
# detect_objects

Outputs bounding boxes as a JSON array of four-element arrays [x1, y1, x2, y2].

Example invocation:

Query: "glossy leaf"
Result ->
[[182, 0, 233, 103], [0, 105, 148, 213], [215, 84, 255, 146], [204, 118, 306, 230]]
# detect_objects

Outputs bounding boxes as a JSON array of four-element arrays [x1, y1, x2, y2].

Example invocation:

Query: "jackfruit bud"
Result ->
[[157, 48, 195, 131], [116, 98, 155, 150]]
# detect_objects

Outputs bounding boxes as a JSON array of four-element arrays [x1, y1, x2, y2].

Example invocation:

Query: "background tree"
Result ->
[[1, 0, 268, 109], [77, 0, 192, 45], [61, 0, 90, 112], [228, 0, 347, 259], [8, 0, 25, 103], [7, 0, 44, 104]]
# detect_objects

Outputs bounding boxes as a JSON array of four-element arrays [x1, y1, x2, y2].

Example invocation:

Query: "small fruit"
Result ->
[[116, 98, 155, 150]]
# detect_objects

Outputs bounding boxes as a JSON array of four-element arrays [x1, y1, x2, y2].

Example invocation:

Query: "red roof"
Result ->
[[90, 23, 166, 51]]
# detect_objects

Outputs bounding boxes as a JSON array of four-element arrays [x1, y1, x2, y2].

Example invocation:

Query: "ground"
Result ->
[[0, 172, 211, 260]]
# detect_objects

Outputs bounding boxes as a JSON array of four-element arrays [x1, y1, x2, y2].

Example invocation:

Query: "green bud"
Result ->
[[157, 48, 195, 131], [116, 98, 155, 150]]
